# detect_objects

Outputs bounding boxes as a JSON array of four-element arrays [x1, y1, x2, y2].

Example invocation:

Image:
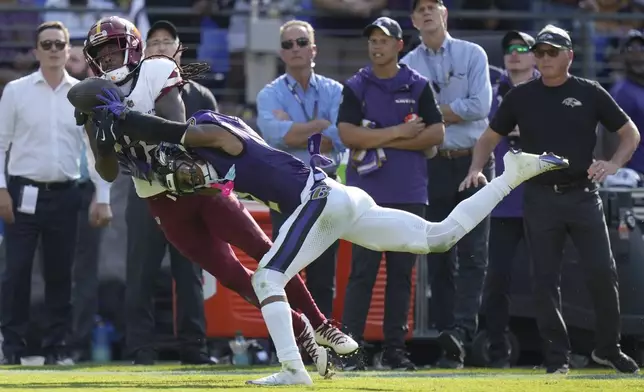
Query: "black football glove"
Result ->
[[74, 108, 89, 126], [93, 108, 122, 155]]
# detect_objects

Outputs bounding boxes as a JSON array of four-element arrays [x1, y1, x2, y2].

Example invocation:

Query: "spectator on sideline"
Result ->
[[124, 20, 218, 365], [463, 24, 639, 374], [401, 0, 492, 369], [605, 30, 644, 175], [338, 17, 444, 371], [0, 21, 112, 365], [482, 30, 537, 369], [256, 19, 344, 319]]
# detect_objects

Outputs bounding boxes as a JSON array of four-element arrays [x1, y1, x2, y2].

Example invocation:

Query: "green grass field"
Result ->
[[0, 365, 643, 391]]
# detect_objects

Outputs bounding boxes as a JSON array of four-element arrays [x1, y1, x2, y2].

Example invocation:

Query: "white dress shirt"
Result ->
[[0, 69, 111, 204]]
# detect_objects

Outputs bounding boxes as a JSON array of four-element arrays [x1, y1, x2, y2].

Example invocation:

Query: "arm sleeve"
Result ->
[[337, 85, 363, 126], [255, 86, 294, 148], [0, 83, 16, 188], [418, 83, 444, 125], [448, 46, 493, 121], [82, 128, 112, 199], [488, 88, 518, 136]]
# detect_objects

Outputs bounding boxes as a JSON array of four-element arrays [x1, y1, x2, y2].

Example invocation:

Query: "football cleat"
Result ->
[[297, 315, 332, 378], [315, 321, 359, 356], [502, 150, 569, 188], [246, 368, 313, 386]]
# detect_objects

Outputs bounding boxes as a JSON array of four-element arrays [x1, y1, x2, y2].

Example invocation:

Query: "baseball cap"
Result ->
[[531, 24, 573, 50], [502, 30, 535, 50], [147, 20, 179, 41], [363, 17, 403, 40], [622, 29, 644, 50], [412, 0, 444, 11]]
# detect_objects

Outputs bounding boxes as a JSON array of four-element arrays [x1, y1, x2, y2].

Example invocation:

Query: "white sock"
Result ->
[[448, 174, 512, 232], [261, 301, 305, 371]]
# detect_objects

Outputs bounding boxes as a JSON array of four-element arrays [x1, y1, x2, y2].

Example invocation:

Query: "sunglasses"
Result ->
[[40, 40, 67, 51], [281, 37, 310, 50], [533, 47, 561, 58], [504, 44, 530, 55]]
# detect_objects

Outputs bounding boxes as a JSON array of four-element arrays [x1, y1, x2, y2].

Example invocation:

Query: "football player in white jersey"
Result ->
[[78, 16, 357, 373]]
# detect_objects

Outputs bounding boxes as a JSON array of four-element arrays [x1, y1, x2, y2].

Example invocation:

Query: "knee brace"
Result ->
[[252, 268, 288, 303]]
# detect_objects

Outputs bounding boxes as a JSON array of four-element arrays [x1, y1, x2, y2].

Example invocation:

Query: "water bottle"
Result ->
[[229, 330, 250, 366], [336, 151, 349, 184], [92, 316, 112, 363]]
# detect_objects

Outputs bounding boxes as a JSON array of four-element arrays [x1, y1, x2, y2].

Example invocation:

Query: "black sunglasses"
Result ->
[[533, 47, 561, 58], [40, 40, 67, 51], [281, 37, 310, 50]]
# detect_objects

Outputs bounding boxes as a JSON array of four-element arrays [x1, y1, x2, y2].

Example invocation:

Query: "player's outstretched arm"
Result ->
[[84, 120, 119, 182], [102, 109, 238, 151]]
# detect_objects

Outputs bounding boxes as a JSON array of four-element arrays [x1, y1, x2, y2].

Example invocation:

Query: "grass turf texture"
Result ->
[[0, 365, 642, 391]]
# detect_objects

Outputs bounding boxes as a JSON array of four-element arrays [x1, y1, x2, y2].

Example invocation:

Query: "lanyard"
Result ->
[[284, 78, 318, 122]]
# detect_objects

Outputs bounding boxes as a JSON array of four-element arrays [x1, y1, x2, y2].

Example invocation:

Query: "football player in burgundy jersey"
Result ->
[[77, 16, 357, 374]]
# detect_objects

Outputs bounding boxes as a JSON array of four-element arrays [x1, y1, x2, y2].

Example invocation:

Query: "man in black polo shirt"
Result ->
[[461, 25, 641, 374]]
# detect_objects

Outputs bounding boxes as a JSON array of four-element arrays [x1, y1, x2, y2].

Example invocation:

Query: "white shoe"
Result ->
[[315, 321, 359, 356], [297, 315, 332, 378], [503, 149, 569, 188], [246, 368, 313, 385]]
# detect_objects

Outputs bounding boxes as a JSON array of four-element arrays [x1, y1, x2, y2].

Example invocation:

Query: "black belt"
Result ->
[[536, 179, 597, 194], [10, 176, 77, 191]]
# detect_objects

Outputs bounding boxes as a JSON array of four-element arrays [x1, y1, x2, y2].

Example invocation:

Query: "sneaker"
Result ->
[[297, 316, 332, 378], [246, 367, 312, 385], [546, 364, 569, 374], [591, 350, 640, 374], [488, 342, 511, 368], [133, 348, 157, 365], [503, 150, 569, 188], [381, 348, 416, 371], [45, 353, 75, 366], [342, 349, 367, 371], [315, 321, 359, 356]]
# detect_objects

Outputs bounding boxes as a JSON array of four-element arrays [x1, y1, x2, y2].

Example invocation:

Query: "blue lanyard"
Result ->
[[284, 78, 318, 122]]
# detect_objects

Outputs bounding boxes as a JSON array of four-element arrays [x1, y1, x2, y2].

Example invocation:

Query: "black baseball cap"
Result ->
[[363, 17, 403, 40], [502, 30, 535, 50], [531, 25, 573, 50], [147, 20, 179, 41], [412, 0, 444, 11], [622, 29, 644, 50]]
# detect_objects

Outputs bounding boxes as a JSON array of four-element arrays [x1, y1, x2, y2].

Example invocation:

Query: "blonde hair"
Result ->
[[280, 20, 315, 44], [36, 21, 70, 46]]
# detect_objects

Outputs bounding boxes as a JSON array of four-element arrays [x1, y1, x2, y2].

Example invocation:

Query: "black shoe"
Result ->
[[342, 350, 366, 371], [133, 349, 157, 365], [591, 350, 640, 374], [437, 329, 465, 367], [180, 350, 218, 365], [545, 364, 569, 374], [435, 355, 464, 369], [382, 348, 416, 371], [488, 342, 511, 368], [1, 353, 22, 365]]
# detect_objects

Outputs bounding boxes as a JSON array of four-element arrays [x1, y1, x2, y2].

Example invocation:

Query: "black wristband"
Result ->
[[120, 111, 188, 145]]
